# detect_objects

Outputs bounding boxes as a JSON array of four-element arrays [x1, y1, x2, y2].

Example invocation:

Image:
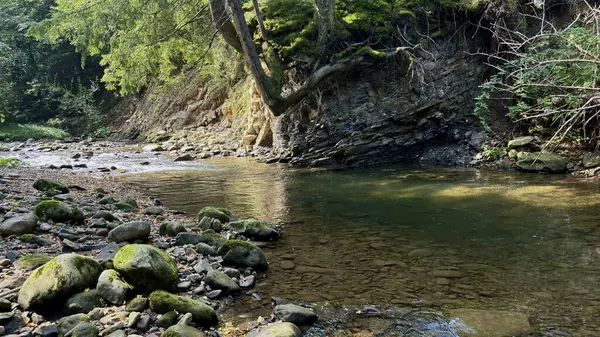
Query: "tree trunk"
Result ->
[[209, 0, 243, 53], [225, 0, 282, 109], [252, 0, 269, 41], [315, 0, 335, 44]]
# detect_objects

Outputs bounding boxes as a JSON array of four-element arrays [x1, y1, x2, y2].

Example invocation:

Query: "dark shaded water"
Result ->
[[123, 158, 600, 336]]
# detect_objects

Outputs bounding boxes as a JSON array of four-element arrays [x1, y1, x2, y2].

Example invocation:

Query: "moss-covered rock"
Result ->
[[197, 207, 230, 223], [515, 152, 567, 173], [18, 233, 42, 243], [64, 289, 104, 314], [33, 179, 70, 194], [68, 322, 98, 337], [227, 219, 280, 241], [97, 269, 133, 305], [197, 233, 227, 248], [218, 240, 268, 271], [57, 314, 89, 337], [34, 200, 84, 224], [115, 203, 137, 212], [149, 290, 218, 327], [18, 254, 103, 311], [161, 324, 205, 337], [159, 221, 187, 237], [113, 244, 178, 293], [125, 297, 148, 312], [13, 254, 51, 271], [205, 270, 240, 293], [156, 311, 178, 328], [582, 152, 600, 168], [120, 198, 138, 208]]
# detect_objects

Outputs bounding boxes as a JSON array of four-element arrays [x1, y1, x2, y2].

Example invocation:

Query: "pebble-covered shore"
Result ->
[[0, 165, 317, 337]]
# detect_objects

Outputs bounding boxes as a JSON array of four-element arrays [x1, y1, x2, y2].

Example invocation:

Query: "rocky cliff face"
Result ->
[[112, 36, 489, 167], [274, 37, 489, 167]]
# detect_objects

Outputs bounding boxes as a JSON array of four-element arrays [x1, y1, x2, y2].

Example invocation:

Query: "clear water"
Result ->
[[123, 158, 600, 336]]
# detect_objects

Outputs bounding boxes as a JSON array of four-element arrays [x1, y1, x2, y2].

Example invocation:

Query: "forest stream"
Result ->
[[122, 157, 600, 337]]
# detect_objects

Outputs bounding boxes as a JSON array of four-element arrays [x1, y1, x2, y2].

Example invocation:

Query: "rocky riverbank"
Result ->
[[0, 165, 319, 337]]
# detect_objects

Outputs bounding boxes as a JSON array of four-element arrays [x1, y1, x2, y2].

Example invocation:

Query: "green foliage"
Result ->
[[477, 25, 600, 142], [0, 124, 70, 141], [0, 157, 24, 168], [0, 0, 105, 133]]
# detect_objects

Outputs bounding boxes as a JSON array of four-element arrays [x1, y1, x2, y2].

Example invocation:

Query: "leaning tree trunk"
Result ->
[[209, 0, 243, 53], [315, 0, 335, 44]]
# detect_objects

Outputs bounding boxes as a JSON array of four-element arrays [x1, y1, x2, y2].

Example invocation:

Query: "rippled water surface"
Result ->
[[123, 158, 600, 336]]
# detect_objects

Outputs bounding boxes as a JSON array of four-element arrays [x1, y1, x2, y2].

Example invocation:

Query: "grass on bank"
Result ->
[[0, 124, 70, 141], [0, 157, 24, 168]]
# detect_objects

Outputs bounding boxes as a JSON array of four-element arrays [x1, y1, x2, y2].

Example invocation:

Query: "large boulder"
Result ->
[[227, 219, 280, 241], [107, 221, 151, 243], [250, 323, 302, 337], [33, 179, 70, 194], [97, 269, 133, 305], [515, 152, 567, 173], [0, 212, 38, 235], [218, 240, 268, 271], [161, 324, 205, 337], [197, 207, 230, 223], [18, 254, 103, 311], [149, 290, 218, 327], [34, 200, 84, 224], [205, 270, 240, 293], [274, 304, 318, 326], [113, 244, 178, 292]]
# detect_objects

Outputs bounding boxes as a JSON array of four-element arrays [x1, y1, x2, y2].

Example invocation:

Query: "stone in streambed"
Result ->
[[64, 290, 103, 314], [274, 304, 317, 326], [508, 136, 535, 149], [583, 152, 600, 168], [156, 311, 178, 328], [197, 207, 230, 223], [205, 270, 240, 293], [515, 152, 567, 173], [68, 322, 99, 337], [107, 221, 151, 243], [218, 240, 268, 271], [227, 219, 279, 241], [33, 179, 70, 194], [13, 253, 51, 272], [250, 322, 302, 337], [195, 243, 216, 256], [125, 297, 148, 312], [448, 309, 532, 337], [174, 233, 204, 246], [57, 314, 89, 336], [198, 217, 222, 232], [159, 221, 187, 237], [113, 244, 178, 293], [161, 324, 205, 337], [0, 212, 38, 235], [197, 233, 226, 248], [34, 200, 84, 224], [149, 290, 218, 327], [18, 254, 102, 311], [97, 269, 133, 305]]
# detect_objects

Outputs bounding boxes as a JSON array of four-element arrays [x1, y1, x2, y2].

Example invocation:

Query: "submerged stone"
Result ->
[[448, 309, 532, 337]]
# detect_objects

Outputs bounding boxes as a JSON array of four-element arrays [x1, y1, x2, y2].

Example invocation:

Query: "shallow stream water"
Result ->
[[120, 158, 600, 336]]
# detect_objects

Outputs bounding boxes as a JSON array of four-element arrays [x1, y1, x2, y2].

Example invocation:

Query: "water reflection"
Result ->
[[123, 159, 600, 336]]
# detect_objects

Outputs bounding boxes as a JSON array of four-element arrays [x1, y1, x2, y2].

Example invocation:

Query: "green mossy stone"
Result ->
[[156, 310, 178, 328], [227, 219, 280, 241], [582, 152, 600, 168], [218, 240, 268, 271], [197, 233, 227, 248], [159, 221, 187, 237], [197, 206, 230, 223], [17, 254, 103, 311], [57, 314, 90, 336], [161, 324, 205, 337], [125, 297, 148, 312], [515, 152, 567, 173], [33, 179, 70, 194], [64, 289, 104, 314], [113, 244, 178, 293], [34, 200, 84, 224], [19, 233, 42, 243], [254, 322, 302, 337], [149, 290, 218, 327], [115, 203, 137, 212], [14, 254, 52, 271]]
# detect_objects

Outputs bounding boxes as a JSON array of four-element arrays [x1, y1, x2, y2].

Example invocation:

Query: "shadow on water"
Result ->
[[122, 158, 600, 336]]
